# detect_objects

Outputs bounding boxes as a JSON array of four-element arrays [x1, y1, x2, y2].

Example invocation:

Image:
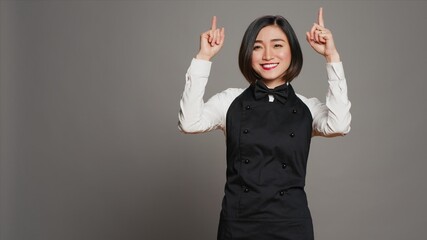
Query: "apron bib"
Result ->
[[218, 83, 314, 240]]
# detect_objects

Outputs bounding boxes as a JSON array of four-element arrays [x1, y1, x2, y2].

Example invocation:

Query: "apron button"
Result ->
[[282, 163, 287, 169], [289, 132, 295, 138], [245, 105, 251, 110], [243, 129, 249, 134], [279, 191, 285, 196], [292, 109, 297, 114]]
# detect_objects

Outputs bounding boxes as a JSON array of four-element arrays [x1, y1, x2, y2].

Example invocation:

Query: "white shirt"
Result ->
[[178, 58, 351, 137]]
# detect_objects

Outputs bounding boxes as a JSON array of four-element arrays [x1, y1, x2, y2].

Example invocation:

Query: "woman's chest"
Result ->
[[226, 97, 313, 153]]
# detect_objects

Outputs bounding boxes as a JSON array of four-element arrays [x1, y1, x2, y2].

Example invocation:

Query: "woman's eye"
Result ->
[[253, 46, 261, 50], [274, 44, 283, 48]]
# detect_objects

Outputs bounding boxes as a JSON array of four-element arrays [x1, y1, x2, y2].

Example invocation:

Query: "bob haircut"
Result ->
[[238, 15, 303, 84]]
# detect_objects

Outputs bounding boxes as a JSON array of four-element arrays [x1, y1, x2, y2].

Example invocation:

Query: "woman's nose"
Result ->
[[262, 47, 273, 60]]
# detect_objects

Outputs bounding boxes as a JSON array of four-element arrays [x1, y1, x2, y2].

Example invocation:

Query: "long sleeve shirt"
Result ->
[[178, 58, 351, 137]]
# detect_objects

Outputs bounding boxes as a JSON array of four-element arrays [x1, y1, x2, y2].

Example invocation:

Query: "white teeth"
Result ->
[[262, 63, 278, 68]]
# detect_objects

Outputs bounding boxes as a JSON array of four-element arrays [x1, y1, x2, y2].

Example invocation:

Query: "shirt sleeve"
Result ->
[[178, 58, 241, 134], [297, 62, 352, 137]]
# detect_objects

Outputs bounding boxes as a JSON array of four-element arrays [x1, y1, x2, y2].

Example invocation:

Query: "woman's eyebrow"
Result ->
[[271, 39, 286, 42], [255, 39, 286, 43]]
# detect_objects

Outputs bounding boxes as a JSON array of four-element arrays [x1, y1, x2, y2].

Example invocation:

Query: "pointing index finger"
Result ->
[[318, 7, 325, 27], [211, 16, 217, 30]]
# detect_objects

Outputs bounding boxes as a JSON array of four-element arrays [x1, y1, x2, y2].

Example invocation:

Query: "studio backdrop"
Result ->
[[1, 1, 426, 240]]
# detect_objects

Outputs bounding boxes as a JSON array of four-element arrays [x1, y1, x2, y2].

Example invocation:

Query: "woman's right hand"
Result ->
[[196, 16, 225, 61]]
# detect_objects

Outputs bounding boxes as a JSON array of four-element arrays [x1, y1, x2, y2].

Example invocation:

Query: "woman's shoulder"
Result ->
[[295, 92, 320, 104], [295, 92, 324, 117], [213, 87, 246, 102], [223, 87, 246, 95]]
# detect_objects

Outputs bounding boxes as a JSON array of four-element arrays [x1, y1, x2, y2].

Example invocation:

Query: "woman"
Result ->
[[178, 8, 351, 240]]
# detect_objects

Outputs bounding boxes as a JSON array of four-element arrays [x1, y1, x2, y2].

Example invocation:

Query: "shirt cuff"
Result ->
[[188, 58, 212, 77], [326, 61, 345, 81]]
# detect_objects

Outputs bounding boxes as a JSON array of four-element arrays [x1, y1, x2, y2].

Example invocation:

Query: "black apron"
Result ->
[[217, 82, 314, 240]]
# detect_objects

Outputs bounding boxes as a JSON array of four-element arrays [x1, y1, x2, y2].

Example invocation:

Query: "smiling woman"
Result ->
[[239, 15, 302, 87], [178, 8, 351, 240], [251, 26, 293, 87]]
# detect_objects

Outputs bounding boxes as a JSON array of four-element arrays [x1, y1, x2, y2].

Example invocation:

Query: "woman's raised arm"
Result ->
[[303, 8, 352, 137], [178, 17, 233, 134]]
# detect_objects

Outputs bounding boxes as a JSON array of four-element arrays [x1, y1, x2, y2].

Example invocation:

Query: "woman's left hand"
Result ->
[[306, 7, 340, 62]]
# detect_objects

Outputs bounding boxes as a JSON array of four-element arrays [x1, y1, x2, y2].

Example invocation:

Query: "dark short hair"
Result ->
[[238, 15, 303, 84]]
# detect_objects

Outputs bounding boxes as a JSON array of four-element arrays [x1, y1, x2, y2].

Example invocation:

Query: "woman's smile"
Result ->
[[260, 63, 279, 70]]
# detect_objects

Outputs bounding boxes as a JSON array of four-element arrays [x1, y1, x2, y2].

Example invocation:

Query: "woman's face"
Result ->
[[251, 25, 292, 86]]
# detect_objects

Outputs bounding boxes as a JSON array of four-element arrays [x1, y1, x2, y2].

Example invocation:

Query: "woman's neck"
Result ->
[[260, 79, 287, 89]]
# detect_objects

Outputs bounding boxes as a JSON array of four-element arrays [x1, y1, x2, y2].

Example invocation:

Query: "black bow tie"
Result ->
[[254, 80, 289, 104]]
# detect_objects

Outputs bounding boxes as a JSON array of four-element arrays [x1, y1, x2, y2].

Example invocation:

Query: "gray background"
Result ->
[[1, 0, 426, 240]]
